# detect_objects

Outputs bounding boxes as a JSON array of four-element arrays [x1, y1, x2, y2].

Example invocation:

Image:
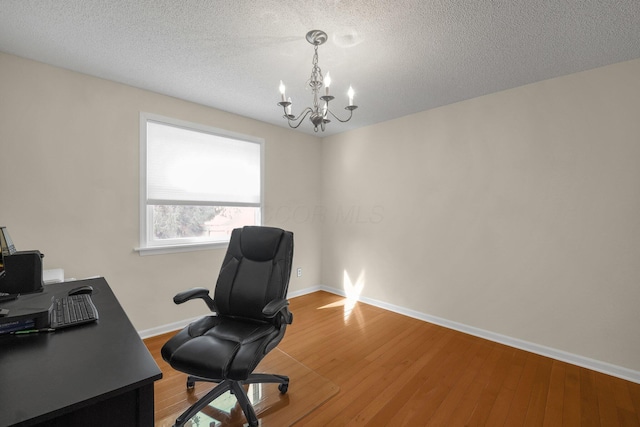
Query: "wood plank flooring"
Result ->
[[145, 291, 640, 426]]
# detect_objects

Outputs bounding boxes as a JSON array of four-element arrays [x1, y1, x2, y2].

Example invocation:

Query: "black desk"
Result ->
[[0, 278, 162, 427]]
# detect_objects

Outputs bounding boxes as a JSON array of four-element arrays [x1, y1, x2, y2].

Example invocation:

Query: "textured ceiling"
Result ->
[[1, 0, 639, 136]]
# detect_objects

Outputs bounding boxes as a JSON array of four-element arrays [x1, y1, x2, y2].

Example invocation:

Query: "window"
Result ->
[[138, 113, 263, 255]]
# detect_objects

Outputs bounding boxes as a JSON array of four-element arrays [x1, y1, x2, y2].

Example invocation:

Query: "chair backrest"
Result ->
[[214, 226, 294, 321]]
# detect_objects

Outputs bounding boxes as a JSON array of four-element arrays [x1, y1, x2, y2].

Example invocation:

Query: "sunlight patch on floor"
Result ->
[[317, 270, 365, 324]]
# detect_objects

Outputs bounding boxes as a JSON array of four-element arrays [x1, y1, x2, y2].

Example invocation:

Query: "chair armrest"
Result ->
[[262, 298, 287, 316], [262, 299, 293, 324], [173, 287, 217, 312]]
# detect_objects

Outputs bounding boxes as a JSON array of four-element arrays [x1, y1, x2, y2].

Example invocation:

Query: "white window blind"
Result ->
[[146, 121, 261, 206]]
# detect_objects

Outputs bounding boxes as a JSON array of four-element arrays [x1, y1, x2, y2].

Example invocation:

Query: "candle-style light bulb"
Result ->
[[324, 72, 331, 96], [347, 85, 355, 106], [279, 80, 286, 102]]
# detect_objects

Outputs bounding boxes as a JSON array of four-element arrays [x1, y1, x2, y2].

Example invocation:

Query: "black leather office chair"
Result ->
[[161, 226, 294, 427]]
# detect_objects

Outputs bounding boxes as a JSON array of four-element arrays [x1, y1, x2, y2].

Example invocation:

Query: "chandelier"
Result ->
[[277, 30, 358, 132]]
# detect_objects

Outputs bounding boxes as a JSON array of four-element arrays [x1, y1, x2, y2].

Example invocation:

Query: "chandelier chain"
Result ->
[[308, 45, 323, 110], [309, 46, 323, 89]]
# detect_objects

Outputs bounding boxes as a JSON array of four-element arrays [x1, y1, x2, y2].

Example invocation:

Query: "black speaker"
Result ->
[[0, 250, 44, 294]]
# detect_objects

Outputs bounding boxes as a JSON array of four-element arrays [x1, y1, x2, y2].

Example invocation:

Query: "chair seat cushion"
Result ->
[[161, 315, 279, 380]]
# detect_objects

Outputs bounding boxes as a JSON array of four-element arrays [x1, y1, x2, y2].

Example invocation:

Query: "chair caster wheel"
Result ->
[[278, 383, 289, 394], [186, 380, 195, 390]]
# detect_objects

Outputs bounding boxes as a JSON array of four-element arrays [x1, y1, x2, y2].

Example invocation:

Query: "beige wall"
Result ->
[[0, 52, 323, 331], [321, 58, 640, 371], [3, 50, 639, 373]]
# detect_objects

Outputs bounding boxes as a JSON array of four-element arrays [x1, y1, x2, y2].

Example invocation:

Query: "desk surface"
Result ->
[[0, 278, 162, 426]]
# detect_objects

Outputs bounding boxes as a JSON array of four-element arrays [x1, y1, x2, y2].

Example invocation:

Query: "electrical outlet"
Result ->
[[296, 268, 302, 277]]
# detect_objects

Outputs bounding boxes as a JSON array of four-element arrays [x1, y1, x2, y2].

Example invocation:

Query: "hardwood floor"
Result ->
[[145, 291, 640, 426]]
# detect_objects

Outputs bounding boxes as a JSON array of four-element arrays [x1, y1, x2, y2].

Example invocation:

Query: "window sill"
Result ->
[[134, 241, 228, 256]]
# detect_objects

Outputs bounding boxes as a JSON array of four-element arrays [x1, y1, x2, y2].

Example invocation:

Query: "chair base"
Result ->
[[173, 373, 289, 427]]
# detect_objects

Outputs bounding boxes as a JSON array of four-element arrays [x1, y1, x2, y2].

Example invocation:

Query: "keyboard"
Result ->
[[49, 294, 99, 329], [0, 292, 19, 302]]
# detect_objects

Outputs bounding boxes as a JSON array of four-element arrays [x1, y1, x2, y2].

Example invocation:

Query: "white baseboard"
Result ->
[[287, 285, 324, 299], [137, 315, 202, 340], [137, 284, 640, 384]]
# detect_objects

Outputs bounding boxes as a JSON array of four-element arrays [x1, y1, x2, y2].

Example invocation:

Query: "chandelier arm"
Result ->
[[326, 106, 356, 123], [283, 107, 314, 129]]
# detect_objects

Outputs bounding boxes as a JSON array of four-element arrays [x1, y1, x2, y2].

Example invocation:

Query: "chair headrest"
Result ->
[[240, 226, 284, 262]]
